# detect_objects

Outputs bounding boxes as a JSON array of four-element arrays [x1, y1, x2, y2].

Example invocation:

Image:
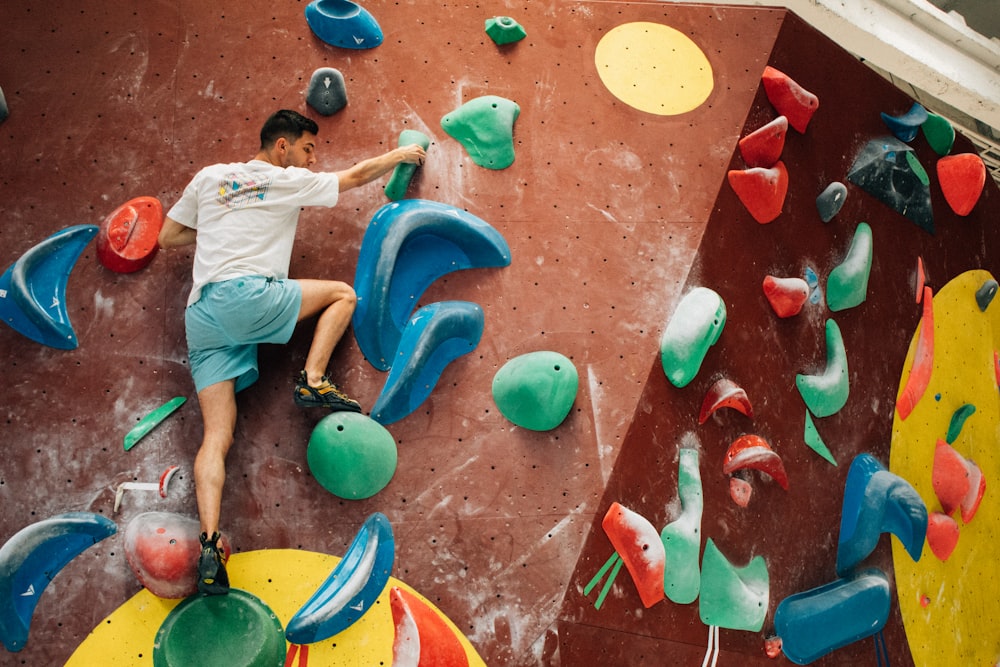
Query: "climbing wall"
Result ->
[[0, 1, 996, 665]]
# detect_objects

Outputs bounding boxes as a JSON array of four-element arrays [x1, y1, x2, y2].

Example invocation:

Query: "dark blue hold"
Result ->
[[304, 0, 383, 50], [880, 102, 929, 143], [975, 278, 998, 312], [305, 67, 348, 116], [816, 182, 847, 223]]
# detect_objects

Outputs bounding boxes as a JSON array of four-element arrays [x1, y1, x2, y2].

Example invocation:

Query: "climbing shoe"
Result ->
[[293, 371, 362, 412], [197, 531, 229, 596]]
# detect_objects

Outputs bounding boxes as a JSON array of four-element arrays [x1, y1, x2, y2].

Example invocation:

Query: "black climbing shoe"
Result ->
[[293, 371, 362, 412], [197, 531, 229, 596]]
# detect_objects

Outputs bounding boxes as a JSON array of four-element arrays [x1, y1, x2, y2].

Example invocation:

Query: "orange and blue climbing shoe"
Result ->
[[293, 371, 362, 412], [198, 531, 229, 596]]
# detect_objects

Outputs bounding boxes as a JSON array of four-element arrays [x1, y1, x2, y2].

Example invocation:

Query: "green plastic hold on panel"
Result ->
[[660, 287, 726, 388], [698, 538, 769, 631], [485, 16, 526, 45], [660, 448, 703, 604], [946, 403, 976, 444], [441, 95, 520, 170], [796, 319, 849, 418], [827, 222, 873, 312], [804, 410, 837, 465], [124, 396, 187, 451], [307, 412, 398, 499], [922, 112, 955, 156], [384, 129, 430, 201], [492, 351, 578, 430]]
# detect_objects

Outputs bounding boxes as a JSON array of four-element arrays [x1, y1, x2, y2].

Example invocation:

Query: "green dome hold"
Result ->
[[307, 412, 397, 499], [492, 351, 578, 431]]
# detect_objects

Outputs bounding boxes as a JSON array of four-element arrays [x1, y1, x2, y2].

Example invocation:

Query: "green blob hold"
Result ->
[[804, 410, 837, 465], [660, 448, 703, 604], [384, 129, 430, 201], [946, 403, 976, 444], [153, 589, 285, 667], [922, 112, 955, 156], [307, 412, 398, 499], [796, 318, 849, 418], [827, 222, 873, 312], [485, 16, 526, 45], [905, 150, 930, 186], [660, 287, 726, 388], [492, 351, 578, 431], [441, 95, 520, 170], [698, 538, 769, 632]]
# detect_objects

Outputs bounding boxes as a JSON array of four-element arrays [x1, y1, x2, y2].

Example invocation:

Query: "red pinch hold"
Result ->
[[896, 286, 934, 420], [728, 161, 789, 224], [937, 153, 986, 216], [761, 66, 818, 133], [932, 439, 970, 517], [699, 378, 754, 423], [601, 502, 665, 608], [763, 275, 809, 318], [723, 434, 789, 490], [925, 512, 960, 561], [739, 116, 788, 168]]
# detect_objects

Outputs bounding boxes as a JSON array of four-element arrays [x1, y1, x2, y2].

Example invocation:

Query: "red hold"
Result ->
[[763, 275, 809, 318], [601, 502, 665, 608], [761, 66, 818, 133], [925, 512, 960, 561], [96, 196, 164, 273], [932, 438, 985, 522], [390, 586, 469, 667], [723, 434, 789, 490], [896, 286, 934, 420], [937, 153, 986, 216], [699, 378, 754, 423], [739, 116, 788, 168], [728, 161, 789, 224]]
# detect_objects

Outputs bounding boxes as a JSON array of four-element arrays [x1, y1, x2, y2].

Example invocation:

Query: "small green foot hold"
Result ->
[[485, 16, 526, 45], [124, 396, 187, 451]]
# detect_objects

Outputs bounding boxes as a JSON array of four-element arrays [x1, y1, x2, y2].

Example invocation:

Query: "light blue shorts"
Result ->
[[185, 276, 302, 393]]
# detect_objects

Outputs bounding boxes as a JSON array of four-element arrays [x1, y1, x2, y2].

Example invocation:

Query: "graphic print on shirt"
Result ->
[[217, 172, 272, 209]]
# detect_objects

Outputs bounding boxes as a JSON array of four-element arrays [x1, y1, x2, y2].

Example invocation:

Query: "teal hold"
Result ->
[[492, 351, 578, 431], [307, 412, 397, 499]]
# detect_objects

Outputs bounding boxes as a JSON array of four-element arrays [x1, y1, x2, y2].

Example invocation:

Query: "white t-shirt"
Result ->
[[167, 159, 340, 305]]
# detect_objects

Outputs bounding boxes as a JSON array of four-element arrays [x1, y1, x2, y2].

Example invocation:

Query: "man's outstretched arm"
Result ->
[[336, 144, 426, 192]]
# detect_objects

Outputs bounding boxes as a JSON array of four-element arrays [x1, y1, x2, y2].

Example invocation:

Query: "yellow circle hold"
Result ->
[[595, 22, 714, 116]]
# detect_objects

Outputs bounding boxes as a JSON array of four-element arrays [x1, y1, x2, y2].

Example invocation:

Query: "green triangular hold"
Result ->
[[803, 410, 837, 465]]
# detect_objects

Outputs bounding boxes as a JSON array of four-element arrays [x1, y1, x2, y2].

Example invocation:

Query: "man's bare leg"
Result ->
[[194, 379, 237, 537], [296, 279, 357, 386]]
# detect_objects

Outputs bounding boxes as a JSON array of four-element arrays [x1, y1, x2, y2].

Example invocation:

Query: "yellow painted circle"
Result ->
[[595, 22, 714, 115], [65, 549, 485, 666], [890, 270, 1000, 666]]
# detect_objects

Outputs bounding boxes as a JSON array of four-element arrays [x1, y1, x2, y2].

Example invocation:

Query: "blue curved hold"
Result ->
[[353, 199, 510, 371], [775, 568, 890, 665], [0, 224, 98, 350], [836, 454, 927, 576], [0, 512, 116, 652], [304, 0, 383, 49], [286, 512, 394, 644], [880, 103, 928, 143], [371, 301, 484, 425]]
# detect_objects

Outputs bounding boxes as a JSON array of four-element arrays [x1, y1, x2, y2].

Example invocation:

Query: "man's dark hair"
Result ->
[[260, 110, 319, 149]]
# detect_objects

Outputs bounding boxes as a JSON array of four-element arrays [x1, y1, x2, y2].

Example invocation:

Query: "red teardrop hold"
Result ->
[[937, 153, 985, 216], [738, 116, 788, 168], [761, 66, 818, 133], [728, 161, 789, 224]]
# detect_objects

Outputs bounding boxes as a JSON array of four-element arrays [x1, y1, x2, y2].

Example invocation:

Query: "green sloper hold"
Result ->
[[796, 319, 849, 418], [307, 412, 398, 499], [827, 222, 873, 312], [441, 95, 520, 170], [384, 129, 430, 201], [492, 351, 578, 430], [660, 448, 703, 604], [660, 287, 726, 388], [698, 538, 769, 631], [804, 410, 837, 465], [922, 111, 955, 156]]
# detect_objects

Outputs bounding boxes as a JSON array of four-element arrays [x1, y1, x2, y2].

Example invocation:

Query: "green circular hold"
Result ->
[[307, 411, 398, 499], [492, 351, 578, 431], [153, 589, 285, 667]]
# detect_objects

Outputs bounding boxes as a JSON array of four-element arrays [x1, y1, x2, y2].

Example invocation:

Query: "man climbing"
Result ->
[[158, 109, 427, 595]]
